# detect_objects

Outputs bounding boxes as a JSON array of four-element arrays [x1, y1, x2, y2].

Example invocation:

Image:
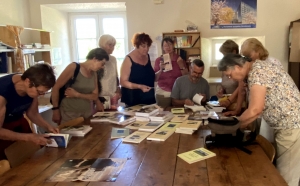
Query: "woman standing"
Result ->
[[154, 37, 188, 107], [120, 33, 163, 106], [218, 52, 300, 186], [95, 34, 121, 111], [52, 48, 108, 124]]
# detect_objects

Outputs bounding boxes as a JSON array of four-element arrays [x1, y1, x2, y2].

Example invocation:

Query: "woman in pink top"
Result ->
[[154, 37, 188, 107]]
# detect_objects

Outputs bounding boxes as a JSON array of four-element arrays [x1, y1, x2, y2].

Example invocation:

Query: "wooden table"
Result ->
[[0, 123, 287, 186]]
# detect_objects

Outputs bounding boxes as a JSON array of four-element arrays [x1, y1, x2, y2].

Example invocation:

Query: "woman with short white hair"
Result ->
[[95, 34, 121, 111]]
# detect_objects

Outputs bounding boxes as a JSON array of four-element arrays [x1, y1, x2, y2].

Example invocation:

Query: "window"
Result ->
[[211, 39, 228, 66], [70, 13, 128, 75]]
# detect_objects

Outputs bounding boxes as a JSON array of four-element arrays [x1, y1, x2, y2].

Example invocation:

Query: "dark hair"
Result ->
[[219, 40, 239, 55], [192, 59, 205, 68], [218, 54, 247, 71], [131, 33, 153, 48], [161, 37, 174, 49], [86, 48, 109, 61], [21, 63, 56, 88]]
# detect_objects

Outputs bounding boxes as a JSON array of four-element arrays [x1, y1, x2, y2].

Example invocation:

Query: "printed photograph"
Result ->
[[194, 149, 208, 156]]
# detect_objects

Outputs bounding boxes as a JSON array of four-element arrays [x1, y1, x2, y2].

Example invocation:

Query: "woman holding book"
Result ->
[[94, 34, 121, 112], [218, 52, 300, 186], [154, 37, 188, 107], [120, 33, 163, 106], [52, 48, 109, 124], [0, 64, 58, 160]]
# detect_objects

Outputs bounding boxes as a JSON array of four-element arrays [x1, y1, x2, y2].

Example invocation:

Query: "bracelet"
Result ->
[[51, 107, 59, 110]]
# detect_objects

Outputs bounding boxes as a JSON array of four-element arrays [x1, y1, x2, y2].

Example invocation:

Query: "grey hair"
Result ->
[[218, 54, 246, 71], [191, 59, 205, 68], [98, 34, 116, 48]]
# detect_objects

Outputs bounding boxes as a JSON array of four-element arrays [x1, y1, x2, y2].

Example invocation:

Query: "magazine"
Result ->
[[46, 133, 71, 148], [47, 158, 127, 182], [177, 147, 216, 164]]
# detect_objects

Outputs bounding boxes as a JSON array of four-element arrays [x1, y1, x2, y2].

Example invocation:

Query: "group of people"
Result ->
[[0, 32, 299, 185]]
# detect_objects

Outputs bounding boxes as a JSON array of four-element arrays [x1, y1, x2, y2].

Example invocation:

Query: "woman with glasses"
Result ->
[[51, 48, 109, 124], [0, 63, 58, 160], [218, 51, 300, 185], [154, 37, 188, 107]]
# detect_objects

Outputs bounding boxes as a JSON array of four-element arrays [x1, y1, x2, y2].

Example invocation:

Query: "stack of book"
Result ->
[[147, 122, 181, 141], [149, 111, 173, 122], [177, 147, 216, 164], [138, 121, 165, 132], [117, 104, 146, 115], [60, 125, 92, 137], [205, 104, 226, 113], [170, 114, 189, 123], [135, 104, 160, 117], [122, 131, 151, 143], [91, 112, 135, 125], [175, 120, 202, 134]]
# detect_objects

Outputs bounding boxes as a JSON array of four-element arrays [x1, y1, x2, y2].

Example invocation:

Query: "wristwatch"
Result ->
[[51, 107, 59, 110]]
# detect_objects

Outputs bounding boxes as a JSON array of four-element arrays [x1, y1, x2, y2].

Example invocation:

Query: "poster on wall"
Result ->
[[211, 0, 257, 29]]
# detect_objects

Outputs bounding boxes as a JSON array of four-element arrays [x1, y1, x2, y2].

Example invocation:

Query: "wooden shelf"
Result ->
[[0, 49, 14, 53]]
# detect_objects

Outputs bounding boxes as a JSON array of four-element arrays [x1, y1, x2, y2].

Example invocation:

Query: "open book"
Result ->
[[177, 147, 216, 164], [46, 133, 71, 148], [47, 158, 127, 182], [162, 54, 173, 72], [60, 125, 92, 137]]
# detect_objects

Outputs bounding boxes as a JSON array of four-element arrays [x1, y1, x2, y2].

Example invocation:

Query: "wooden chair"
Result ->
[[255, 134, 275, 162], [0, 160, 10, 175]]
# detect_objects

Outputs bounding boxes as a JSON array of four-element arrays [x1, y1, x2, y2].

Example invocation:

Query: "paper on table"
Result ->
[[192, 94, 203, 105]]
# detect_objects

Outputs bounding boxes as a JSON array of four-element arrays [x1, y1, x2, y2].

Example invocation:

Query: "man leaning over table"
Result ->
[[0, 64, 59, 160], [171, 59, 210, 107]]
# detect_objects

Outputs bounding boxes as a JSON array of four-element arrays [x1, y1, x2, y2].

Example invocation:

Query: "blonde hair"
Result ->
[[98, 34, 116, 48], [219, 40, 239, 55], [241, 38, 269, 60]]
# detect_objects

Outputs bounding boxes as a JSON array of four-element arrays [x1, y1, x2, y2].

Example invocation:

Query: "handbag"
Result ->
[[50, 62, 80, 106]]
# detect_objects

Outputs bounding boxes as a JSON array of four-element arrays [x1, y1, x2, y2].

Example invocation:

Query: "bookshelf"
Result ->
[[0, 25, 52, 73], [162, 32, 201, 65]]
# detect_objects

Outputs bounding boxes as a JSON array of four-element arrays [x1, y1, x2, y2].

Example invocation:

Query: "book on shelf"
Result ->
[[147, 129, 174, 141], [135, 104, 160, 117], [122, 131, 151, 143], [149, 111, 173, 122], [177, 36, 192, 48], [170, 114, 189, 123], [125, 120, 149, 130], [171, 108, 185, 114], [184, 105, 206, 112], [138, 121, 165, 132], [91, 112, 135, 125], [47, 158, 127, 182], [162, 54, 173, 72], [111, 128, 130, 139], [177, 147, 216, 164], [46, 133, 71, 148], [60, 125, 92, 137]]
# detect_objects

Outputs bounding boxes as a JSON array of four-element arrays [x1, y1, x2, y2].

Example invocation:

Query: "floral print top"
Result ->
[[248, 57, 300, 129]]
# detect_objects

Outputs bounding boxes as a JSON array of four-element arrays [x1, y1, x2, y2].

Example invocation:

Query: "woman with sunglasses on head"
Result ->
[[218, 47, 300, 185], [51, 48, 109, 124], [0, 63, 58, 160], [153, 37, 188, 108]]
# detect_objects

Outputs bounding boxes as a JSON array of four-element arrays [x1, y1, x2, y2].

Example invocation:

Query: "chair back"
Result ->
[[255, 134, 275, 162]]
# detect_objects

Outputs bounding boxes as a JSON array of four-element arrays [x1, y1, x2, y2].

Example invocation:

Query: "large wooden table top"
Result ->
[[0, 123, 287, 186]]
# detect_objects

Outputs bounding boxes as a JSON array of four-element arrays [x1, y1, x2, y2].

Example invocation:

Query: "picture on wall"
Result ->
[[211, 0, 257, 29]]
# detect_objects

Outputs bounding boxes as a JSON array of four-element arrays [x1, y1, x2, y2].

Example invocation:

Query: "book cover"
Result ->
[[171, 108, 185, 114], [149, 111, 173, 121], [192, 94, 203, 105], [138, 121, 164, 132], [125, 121, 149, 130], [147, 129, 174, 141], [47, 158, 127, 182], [162, 53, 172, 72], [177, 147, 216, 164], [60, 125, 92, 137], [91, 112, 135, 125], [160, 122, 181, 131], [111, 128, 130, 139], [46, 133, 71, 148], [135, 105, 160, 117], [117, 104, 146, 115], [170, 114, 189, 123], [91, 112, 116, 122], [178, 120, 202, 130], [122, 131, 151, 143]]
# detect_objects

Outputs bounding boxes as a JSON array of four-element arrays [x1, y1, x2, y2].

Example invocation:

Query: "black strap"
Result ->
[[69, 62, 80, 86]]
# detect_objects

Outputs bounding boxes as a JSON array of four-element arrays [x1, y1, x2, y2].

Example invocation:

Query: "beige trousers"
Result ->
[[274, 128, 300, 186]]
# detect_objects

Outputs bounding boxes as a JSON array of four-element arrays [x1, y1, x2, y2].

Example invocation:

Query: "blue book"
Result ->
[[46, 133, 71, 148]]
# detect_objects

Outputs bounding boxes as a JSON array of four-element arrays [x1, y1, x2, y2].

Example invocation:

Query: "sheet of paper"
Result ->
[[192, 94, 203, 105]]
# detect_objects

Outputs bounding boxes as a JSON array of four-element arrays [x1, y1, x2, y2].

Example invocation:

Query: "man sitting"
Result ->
[[171, 59, 210, 107]]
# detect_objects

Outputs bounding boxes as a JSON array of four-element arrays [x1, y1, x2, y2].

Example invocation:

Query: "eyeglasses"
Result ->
[[32, 82, 46, 95]]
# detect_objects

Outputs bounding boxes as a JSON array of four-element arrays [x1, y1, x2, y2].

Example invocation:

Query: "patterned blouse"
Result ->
[[248, 57, 300, 129]]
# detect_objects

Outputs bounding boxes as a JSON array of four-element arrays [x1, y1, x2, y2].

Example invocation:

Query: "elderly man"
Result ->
[[171, 59, 210, 107]]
